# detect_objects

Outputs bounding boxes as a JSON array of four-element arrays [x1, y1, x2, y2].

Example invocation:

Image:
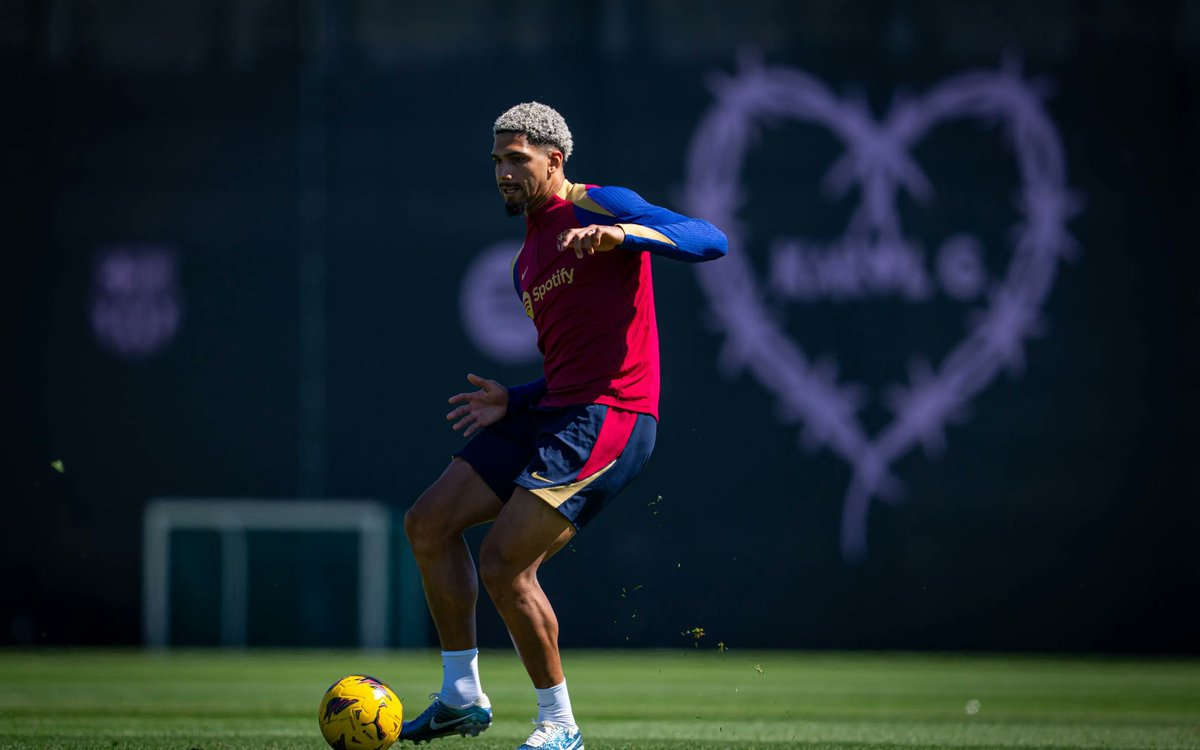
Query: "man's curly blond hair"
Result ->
[[493, 101, 574, 162]]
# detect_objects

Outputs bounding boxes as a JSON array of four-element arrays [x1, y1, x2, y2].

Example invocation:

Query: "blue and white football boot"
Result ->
[[398, 694, 492, 744], [516, 721, 584, 750]]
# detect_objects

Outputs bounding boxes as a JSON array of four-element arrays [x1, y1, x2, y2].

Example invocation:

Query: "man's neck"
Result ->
[[525, 174, 568, 216]]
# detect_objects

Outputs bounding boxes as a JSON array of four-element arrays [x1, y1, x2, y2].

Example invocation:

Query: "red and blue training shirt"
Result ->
[[507, 181, 727, 420]]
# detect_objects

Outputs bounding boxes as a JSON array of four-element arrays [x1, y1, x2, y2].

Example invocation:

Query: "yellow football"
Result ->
[[318, 674, 403, 750]]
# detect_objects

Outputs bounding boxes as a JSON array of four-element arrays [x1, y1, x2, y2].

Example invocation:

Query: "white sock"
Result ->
[[535, 679, 577, 731], [439, 648, 486, 708]]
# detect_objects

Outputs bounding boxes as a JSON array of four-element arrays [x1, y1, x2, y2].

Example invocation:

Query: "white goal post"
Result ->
[[143, 498, 392, 648]]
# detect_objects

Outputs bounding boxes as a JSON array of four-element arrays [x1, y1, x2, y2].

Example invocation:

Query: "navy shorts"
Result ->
[[454, 404, 657, 529]]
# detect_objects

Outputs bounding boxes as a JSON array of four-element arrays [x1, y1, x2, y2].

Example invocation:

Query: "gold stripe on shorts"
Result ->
[[527, 460, 618, 509]]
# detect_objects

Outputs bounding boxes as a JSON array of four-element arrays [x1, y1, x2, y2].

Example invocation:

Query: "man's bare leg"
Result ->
[[403, 458, 503, 651], [478, 488, 576, 688], [479, 488, 582, 746], [399, 459, 503, 743]]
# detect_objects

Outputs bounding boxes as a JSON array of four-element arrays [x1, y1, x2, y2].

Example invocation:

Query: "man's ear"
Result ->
[[547, 149, 564, 174]]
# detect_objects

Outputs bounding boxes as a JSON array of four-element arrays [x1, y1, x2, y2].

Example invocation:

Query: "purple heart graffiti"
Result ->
[[681, 58, 1081, 561]]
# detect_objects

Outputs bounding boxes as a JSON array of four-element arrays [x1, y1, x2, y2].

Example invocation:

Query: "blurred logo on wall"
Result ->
[[89, 243, 184, 360], [683, 57, 1081, 561], [460, 240, 539, 364]]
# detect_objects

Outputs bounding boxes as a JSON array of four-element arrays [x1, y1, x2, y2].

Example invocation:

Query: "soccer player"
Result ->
[[400, 102, 727, 750]]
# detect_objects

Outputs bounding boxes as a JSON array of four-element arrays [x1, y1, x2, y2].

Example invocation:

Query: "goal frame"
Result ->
[[142, 498, 395, 648]]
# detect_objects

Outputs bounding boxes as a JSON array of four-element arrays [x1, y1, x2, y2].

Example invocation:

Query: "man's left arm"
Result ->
[[588, 186, 728, 262]]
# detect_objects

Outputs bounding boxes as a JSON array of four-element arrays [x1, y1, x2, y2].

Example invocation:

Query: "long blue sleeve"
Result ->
[[586, 186, 728, 263], [506, 378, 547, 415]]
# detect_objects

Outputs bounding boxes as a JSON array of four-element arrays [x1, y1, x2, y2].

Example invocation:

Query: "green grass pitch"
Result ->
[[1, 649, 1198, 749]]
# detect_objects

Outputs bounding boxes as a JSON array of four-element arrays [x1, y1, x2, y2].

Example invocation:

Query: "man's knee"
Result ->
[[478, 535, 523, 594], [477, 537, 507, 590], [402, 499, 443, 558], [402, 500, 433, 544], [403, 480, 463, 553], [405, 460, 502, 554]]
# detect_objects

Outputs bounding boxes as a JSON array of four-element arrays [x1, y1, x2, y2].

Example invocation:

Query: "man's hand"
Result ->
[[447, 373, 508, 438], [557, 224, 626, 259]]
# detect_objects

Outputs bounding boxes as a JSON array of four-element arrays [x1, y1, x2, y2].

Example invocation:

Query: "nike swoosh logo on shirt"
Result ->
[[529, 471, 556, 483]]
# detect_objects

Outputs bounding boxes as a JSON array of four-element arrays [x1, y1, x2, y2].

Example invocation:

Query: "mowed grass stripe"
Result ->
[[0, 650, 1197, 750]]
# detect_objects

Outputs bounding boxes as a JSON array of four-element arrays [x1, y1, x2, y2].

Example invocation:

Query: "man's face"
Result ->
[[492, 132, 561, 216]]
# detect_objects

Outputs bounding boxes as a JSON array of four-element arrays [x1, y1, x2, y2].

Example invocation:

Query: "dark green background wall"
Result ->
[[2, 0, 1197, 652]]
